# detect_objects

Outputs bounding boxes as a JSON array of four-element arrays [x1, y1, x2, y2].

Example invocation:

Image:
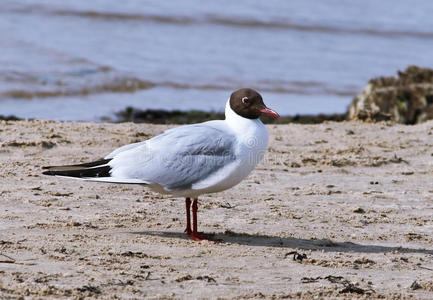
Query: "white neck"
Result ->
[[224, 98, 263, 132], [224, 98, 269, 170]]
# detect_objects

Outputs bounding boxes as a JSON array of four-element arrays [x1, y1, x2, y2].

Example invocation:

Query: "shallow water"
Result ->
[[1, 0, 433, 121]]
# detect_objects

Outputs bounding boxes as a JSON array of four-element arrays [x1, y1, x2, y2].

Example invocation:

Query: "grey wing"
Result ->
[[108, 123, 237, 191]]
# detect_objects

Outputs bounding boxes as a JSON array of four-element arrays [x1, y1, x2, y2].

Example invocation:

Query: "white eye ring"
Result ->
[[242, 97, 249, 104]]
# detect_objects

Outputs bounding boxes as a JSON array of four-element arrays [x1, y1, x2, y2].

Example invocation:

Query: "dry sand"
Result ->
[[1, 119, 433, 299]]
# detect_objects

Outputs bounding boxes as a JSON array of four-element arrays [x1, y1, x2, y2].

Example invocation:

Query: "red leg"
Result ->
[[185, 198, 192, 234], [192, 198, 198, 235], [186, 198, 216, 242]]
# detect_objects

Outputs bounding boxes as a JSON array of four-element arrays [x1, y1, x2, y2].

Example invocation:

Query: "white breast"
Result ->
[[186, 99, 269, 196]]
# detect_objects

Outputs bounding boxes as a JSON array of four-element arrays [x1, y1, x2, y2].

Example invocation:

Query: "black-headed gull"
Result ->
[[43, 88, 279, 241]]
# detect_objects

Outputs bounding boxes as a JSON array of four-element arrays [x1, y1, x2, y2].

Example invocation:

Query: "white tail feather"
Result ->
[[84, 177, 150, 184]]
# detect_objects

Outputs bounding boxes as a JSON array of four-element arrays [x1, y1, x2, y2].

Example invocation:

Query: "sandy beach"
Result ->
[[1, 119, 433, 299]]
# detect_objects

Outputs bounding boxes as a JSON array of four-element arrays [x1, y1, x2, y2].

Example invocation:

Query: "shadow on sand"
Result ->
[[131, 230, 433, 255]]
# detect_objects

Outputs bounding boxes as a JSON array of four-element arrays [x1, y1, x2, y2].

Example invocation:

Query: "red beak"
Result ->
[[260, 107, 280, 118]]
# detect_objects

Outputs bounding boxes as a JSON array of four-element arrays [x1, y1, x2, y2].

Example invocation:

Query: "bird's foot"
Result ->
[[186, 231, 220, 242]]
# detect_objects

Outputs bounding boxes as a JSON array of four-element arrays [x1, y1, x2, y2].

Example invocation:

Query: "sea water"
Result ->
[[1, 0, 433, 121]]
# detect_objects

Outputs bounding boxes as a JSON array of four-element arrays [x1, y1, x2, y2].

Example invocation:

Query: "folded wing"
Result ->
[[108, 122, 237, 191]]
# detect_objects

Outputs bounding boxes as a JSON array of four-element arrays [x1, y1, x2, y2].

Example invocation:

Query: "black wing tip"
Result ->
[[42, 169, 64, 176], [41, 166, 112, 178], [41, 158, 112, 178], [42, 158, 111, 170]]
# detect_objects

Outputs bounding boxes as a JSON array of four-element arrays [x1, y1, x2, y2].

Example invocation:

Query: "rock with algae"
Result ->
[[349, 65, 433, 124]]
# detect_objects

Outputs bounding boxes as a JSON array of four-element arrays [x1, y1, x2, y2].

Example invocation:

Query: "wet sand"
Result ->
[[1, 120, 433, 299]]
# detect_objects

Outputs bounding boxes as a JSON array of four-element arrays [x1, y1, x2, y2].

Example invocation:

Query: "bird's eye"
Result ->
[[241, 97, 249, 104]]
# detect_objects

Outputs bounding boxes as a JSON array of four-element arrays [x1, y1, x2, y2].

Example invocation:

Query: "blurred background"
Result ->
[[1, 0, 433, 121]]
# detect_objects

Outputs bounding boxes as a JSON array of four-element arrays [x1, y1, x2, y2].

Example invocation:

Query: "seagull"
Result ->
[[42, 88, 279, 241]]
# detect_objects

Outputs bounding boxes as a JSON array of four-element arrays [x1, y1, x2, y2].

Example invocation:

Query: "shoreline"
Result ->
[[1, 108, 347, 124]]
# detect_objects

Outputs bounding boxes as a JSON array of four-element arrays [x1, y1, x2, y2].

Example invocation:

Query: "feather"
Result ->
[[42, 158, 112, 178]]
